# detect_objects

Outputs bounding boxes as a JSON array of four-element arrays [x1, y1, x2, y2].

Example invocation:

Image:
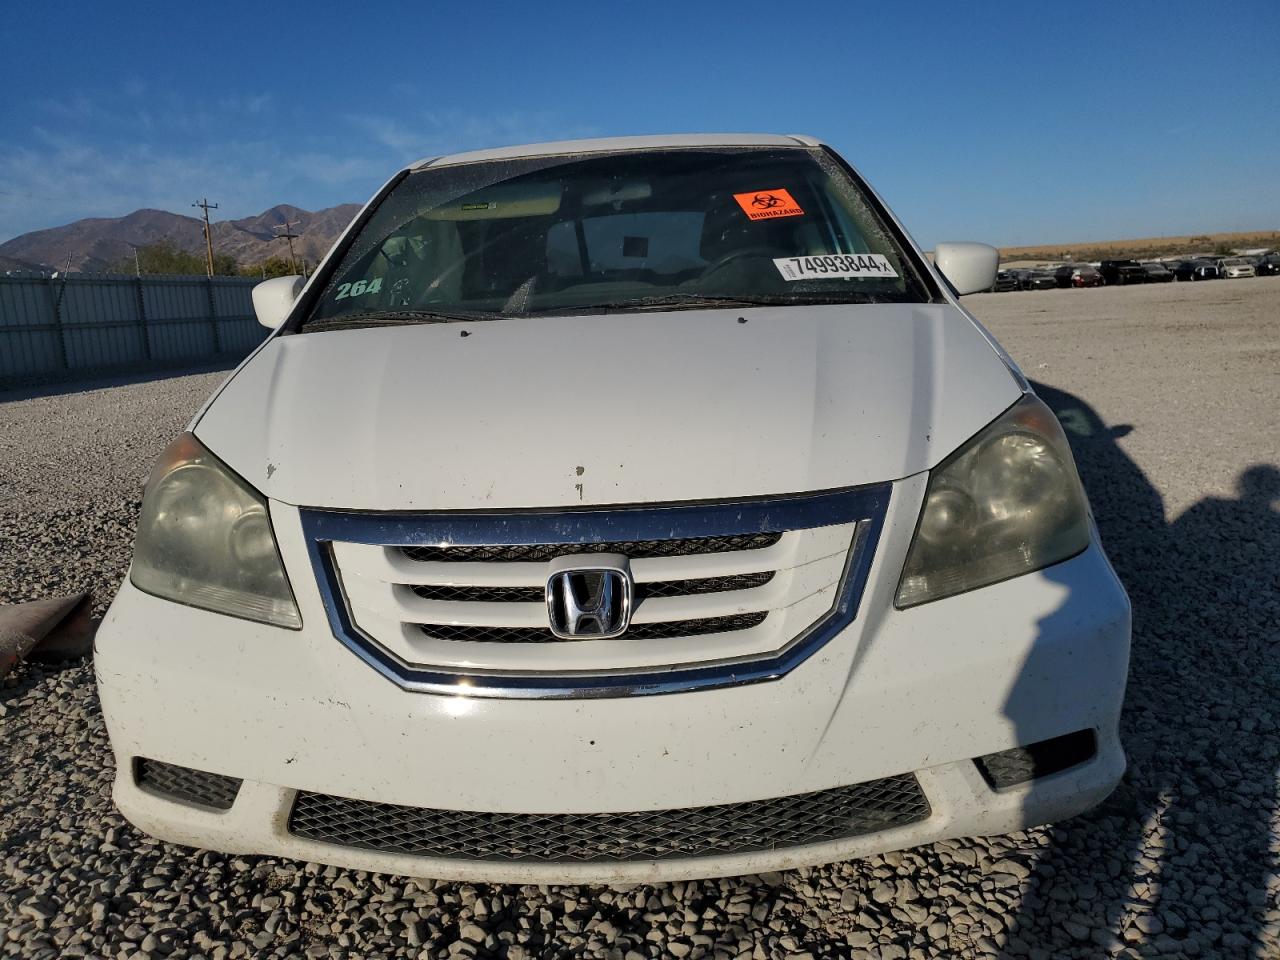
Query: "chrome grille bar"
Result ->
[[401, 532, 782, 563], [409, 571, 775, 605]]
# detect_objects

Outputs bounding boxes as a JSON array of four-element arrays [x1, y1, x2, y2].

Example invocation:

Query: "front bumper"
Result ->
[[96, 488, 1130, 883]]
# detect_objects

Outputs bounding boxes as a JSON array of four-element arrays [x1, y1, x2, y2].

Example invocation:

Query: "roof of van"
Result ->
[[410, 133, 823, 170]]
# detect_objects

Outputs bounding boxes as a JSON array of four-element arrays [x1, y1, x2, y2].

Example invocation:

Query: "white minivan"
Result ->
[[97, 134, 1130, 882]]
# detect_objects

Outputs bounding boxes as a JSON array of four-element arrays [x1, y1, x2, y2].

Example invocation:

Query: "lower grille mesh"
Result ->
[[421, 612, 767, 644], [135, 758, 242, 810], [288, 774, 930, 862]]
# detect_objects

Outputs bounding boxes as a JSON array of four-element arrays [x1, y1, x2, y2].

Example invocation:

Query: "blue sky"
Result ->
[[2, 0, 1277, 246]]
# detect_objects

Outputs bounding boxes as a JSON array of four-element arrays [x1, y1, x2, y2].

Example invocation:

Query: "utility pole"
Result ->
[[273, 219, 301, 274], [127, 243, 141, 276], [192, 198, 219, 277]]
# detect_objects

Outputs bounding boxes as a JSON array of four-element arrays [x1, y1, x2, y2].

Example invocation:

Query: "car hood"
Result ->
[[195, 304, 1021, 510]]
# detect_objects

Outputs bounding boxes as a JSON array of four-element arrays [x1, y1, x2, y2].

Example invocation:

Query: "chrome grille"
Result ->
[[134, 758, 241, 810], [288, 774, 929, 862], [411, 583, 545, 603], [300, 485, 890, 698], [401, 532, 782, 563], [639, 571, 775, 598], [335, 521, 818, 663], [421, 612, 768, 644], [409, 571, 774, 604]]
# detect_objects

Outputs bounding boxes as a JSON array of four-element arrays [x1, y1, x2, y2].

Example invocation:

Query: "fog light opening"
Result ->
[[973, 729, 1097, 790]]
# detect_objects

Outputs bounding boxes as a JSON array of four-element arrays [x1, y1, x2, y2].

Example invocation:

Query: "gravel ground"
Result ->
[[2, 278, 1278, 959]]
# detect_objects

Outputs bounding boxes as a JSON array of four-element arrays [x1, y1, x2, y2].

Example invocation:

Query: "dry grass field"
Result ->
[[999, 229, 1279, 263]]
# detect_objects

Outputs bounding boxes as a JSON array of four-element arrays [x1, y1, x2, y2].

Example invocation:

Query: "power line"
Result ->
[[273, 218, 301, 275], [192, 198, 219, 277]]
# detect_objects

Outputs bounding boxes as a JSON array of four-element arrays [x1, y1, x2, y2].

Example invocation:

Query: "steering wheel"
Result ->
[[699, 246, 780, 279], [381, 254, 468, 308]]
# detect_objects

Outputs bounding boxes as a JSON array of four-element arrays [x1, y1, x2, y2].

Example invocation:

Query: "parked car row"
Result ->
[[999, 269, 1057, 291], [1099, 259, 1148, 285], [1057, 264, 1102, 287], [989, 252, 1279, 291], [1139, 261, 1174, 283], [1218, 256, 1255, 279], [1172, 260, 1222, 282]]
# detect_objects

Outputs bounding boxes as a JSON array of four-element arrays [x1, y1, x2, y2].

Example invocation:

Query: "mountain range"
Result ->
[[0, 203, 363, 273]]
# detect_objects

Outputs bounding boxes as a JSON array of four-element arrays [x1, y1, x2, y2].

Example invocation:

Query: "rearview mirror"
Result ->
[[934, 242, 1000, 296], [252, 275, 304, 329]]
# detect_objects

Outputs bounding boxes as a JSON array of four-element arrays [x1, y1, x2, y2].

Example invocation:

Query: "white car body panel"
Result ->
[[194, 305, 1020, 511]]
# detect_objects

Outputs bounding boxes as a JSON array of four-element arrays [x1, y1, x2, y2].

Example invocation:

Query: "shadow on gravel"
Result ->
[[0, 358, 239, 403], [1000, 381, 1280, 958]]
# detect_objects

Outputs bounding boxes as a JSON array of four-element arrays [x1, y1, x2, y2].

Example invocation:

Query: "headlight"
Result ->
[[130, 433, 302, 628], [895, 394, 1091, 608]]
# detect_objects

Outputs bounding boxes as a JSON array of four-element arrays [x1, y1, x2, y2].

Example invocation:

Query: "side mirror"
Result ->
[[252, 275, 304, 329], [934, 242, 1000, 296]]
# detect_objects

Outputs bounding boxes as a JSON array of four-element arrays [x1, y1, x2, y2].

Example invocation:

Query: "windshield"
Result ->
[[1222, 258, 1247, 266], [302, 147, 930, 328]]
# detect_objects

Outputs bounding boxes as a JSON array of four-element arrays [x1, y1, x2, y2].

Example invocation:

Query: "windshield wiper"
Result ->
[[617, 293, 790, 310], [303, 309, 502, 332], [533, 294, 791, 315], [534, 291, 896, 315]]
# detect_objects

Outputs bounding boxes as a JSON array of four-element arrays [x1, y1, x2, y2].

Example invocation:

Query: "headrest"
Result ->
[[700, 197, 797, 262], [700, 199, 756, 261]]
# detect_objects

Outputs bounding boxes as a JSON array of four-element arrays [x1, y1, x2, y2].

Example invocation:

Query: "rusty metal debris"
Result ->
[[0, 593, 95, 680]]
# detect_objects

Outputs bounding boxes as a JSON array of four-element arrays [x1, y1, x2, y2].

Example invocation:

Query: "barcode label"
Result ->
[[773, 254, 898, 281]]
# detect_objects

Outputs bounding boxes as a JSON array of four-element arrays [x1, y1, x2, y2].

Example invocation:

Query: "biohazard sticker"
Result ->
[[774, 254, 899, 281], [733, 188, 804, 221]]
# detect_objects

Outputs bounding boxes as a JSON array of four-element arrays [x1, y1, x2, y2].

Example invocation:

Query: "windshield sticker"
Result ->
[[333, 277, 383, 300], [774, 254, 898, 281], [733, 189, 804, 221]]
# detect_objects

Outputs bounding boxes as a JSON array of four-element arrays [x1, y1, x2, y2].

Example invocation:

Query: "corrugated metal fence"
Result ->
[[0, 274, 265, 387]]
